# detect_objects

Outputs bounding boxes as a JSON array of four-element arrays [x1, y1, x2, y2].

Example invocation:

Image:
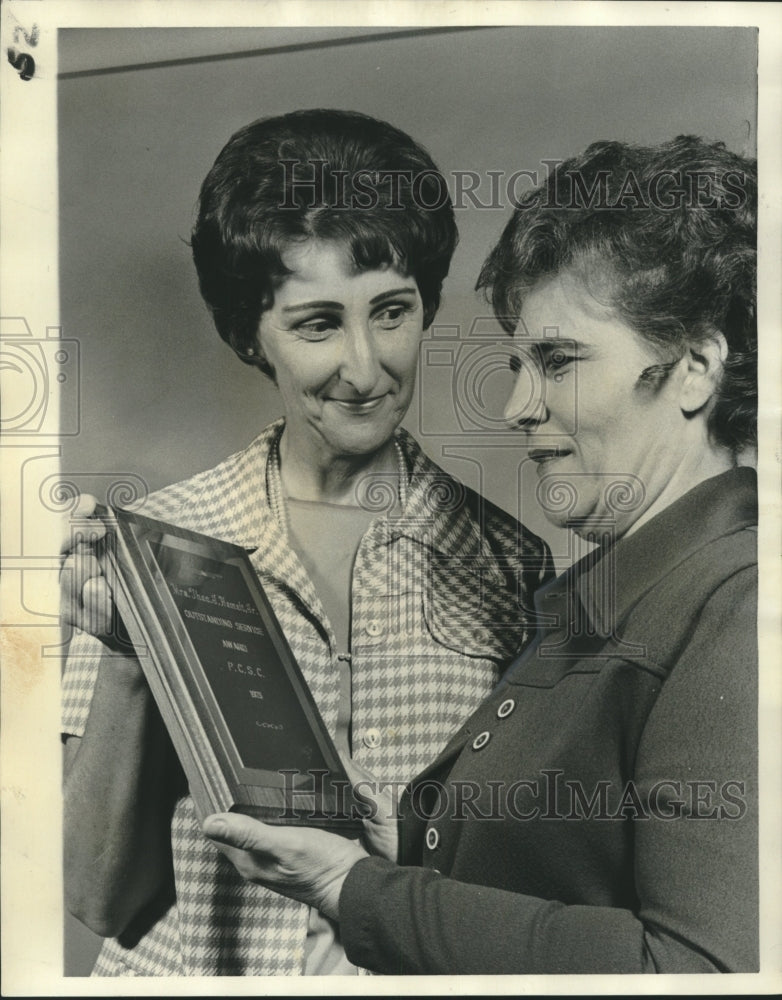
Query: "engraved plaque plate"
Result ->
[[95, 504, 364, 830]]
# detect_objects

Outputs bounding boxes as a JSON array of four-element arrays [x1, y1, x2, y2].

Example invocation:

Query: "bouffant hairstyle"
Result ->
[[477, 135, 757, 452], [191, 109, 458, 377]]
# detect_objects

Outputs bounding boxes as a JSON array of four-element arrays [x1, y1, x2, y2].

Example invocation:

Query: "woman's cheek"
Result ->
[[395, 327, 425, 379]]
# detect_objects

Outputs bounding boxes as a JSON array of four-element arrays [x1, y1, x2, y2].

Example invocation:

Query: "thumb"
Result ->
[[202, 814, 233, 841], [203, 812, 271, 850]]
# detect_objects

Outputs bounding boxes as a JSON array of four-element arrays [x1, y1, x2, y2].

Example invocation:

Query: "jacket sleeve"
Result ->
[[339, 567, 758, 974]]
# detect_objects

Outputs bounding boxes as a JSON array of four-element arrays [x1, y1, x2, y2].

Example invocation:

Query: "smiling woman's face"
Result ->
[[255, 239, 424, 463]]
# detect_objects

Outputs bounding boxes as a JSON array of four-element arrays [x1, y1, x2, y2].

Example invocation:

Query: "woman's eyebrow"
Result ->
[[369, 286, 418, 304], [280, 287, 418, 313], [532, 339, 591, 357], [281, 300, 344, 313]]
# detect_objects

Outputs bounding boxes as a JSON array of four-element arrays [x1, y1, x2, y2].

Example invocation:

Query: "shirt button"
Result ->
[[497, 698, 516, 719], [472, 731, 491, 750], [363, 728, 381, 749], [425, 828, 440, 850], [365, 621, 382, 637]]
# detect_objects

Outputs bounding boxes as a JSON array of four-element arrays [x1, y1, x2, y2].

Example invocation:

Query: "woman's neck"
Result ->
[[277, 427, 399, 504], [622, 442, 736, 539]]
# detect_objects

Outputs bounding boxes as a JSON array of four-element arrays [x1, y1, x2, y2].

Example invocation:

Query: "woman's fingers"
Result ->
[[60, 493, 104, 556], [60, 556, 114, 638], [60, 550, 111, 633], [81, 574, 115, 637], [204, 813, 355, 861], [202, 813, 368, 919], [73, 493, 99, 517], [59, 495, 115, 639]]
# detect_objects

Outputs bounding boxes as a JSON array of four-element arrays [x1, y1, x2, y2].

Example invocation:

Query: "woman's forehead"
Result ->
[[277, 239, 410, 294], [513, 269, 660, 364], [518, 269, 617, 329], [271, 240, 414, 308]]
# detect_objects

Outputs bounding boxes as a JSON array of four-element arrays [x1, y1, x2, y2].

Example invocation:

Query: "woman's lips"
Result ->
[[529, 448, 571, 465], [328, 394, 388, 413]]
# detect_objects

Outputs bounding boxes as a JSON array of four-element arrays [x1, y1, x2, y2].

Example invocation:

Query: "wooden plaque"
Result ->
[[95, 504, 364, 831]]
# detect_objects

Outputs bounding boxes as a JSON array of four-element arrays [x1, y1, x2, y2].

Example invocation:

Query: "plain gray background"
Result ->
[[59, 25, 757, 975]]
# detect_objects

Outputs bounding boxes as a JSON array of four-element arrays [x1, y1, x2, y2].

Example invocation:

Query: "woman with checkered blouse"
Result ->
[[60, 110, 551, 976]]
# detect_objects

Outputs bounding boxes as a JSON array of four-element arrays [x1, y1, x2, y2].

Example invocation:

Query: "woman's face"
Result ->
[[256, 239, 424, 462], [505, 269, 696, 536]]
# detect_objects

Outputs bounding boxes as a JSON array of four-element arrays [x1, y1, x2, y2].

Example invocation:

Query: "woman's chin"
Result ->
[[319, 425, 399, 460], [316, 412, 405, 459]]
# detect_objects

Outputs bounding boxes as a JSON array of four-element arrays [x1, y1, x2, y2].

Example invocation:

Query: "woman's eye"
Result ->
[[509, 344, 580, 376], [297, 317, 338, 338], [374, 304, 409, 329], [544, 349, 576, 373]]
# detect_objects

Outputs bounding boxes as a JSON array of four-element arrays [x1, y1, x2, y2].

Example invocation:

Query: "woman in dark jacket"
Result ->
[[202, 135, 759, 974]]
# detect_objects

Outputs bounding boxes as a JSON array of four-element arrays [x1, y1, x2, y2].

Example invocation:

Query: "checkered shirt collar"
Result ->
[[192, 419, 282, 553], [208, 419, 501, 570], [392, 427, 504, 571]]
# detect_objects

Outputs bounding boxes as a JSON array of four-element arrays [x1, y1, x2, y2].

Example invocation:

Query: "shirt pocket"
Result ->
[[422, 555, 530, 664]]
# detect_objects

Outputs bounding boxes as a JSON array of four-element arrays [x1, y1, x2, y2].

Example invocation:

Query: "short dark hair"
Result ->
[[477, 135, 757, 452], [191, 109, 458, 374]]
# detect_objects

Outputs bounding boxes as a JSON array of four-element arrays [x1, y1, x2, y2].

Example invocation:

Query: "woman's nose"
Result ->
[[340, 326, 381, 393], [503, 355, 548, 428]]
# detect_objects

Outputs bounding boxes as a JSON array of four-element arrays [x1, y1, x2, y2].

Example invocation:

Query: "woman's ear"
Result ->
[[232, 336, 271, 373], [244, 345, 276, 382], [679, 331, 728, 415]]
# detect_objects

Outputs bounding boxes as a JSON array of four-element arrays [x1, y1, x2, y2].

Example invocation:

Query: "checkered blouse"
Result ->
[[62, 420, 552, 976]]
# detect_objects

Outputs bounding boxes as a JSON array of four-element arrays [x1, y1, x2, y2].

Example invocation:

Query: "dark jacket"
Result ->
[[340, 468, 758, 974]]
